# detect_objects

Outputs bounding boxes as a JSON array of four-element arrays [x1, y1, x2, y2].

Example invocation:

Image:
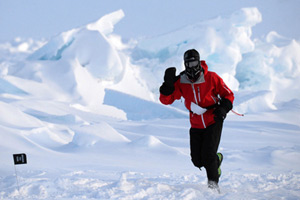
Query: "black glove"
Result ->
[[164, 67, 176, 85], [213, 107, 227, 122], [159, 67, 177, 96], [213, 98, 233, 122]]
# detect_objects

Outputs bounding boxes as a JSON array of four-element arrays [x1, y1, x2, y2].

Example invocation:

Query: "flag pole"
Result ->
[[14, 164, 20, 194]]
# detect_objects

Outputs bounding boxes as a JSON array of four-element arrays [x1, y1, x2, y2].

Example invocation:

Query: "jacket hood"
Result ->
[[200, 60, 208, 74]]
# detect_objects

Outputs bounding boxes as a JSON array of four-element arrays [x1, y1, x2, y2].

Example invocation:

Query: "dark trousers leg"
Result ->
[[189, 121, 223, 183]]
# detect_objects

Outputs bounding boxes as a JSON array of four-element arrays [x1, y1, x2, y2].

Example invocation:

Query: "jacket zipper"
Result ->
[[192, 84, 198, 104], [201, 114, 206, 128], [197, 87, 201, 102], [211, 95, 217, 103], [191, 84, 206, 128]]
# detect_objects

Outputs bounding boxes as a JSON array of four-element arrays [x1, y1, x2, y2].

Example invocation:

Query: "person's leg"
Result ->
[[189, 128, 205, 169], [201, 121, 223, 184]]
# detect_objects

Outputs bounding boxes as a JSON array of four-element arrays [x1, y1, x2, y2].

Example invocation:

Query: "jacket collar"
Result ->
[[180, 71, 205, 84]]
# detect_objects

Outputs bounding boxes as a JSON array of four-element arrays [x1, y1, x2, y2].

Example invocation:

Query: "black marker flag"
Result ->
[[13, 153, 27, 165], [13, 153, 27, 195]]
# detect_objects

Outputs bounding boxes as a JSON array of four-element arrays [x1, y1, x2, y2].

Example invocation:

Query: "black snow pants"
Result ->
[[189, 121, 223, 183]]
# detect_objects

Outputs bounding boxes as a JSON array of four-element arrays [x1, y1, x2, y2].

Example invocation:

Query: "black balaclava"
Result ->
[[184, 49, 202, 82]]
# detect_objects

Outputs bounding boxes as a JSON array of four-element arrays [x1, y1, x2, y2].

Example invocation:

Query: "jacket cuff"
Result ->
[[220, 98, 233, 113]]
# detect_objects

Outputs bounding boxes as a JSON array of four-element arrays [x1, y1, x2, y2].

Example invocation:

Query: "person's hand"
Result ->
[[190, 102, 207, 115], [164, 67, 176, 86], [159, 67, 176, 96], [213, 107, 227, 122]]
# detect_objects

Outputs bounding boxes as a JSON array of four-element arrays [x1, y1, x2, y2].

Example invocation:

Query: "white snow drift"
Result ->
[[0, 6, 299, 200]]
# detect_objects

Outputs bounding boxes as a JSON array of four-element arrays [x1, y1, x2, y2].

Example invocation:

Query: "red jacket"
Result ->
[[160, 60, 234, 129]]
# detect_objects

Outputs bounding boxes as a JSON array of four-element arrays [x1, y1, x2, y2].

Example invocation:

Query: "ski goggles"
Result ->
[[185, 60, 199, 68]]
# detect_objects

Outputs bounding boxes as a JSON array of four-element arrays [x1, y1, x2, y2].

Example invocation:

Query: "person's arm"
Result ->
[[159, 67, 182, 105], [213, 74, 234, 122]]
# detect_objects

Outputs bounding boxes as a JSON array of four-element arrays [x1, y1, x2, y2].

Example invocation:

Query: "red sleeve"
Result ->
[[159, 79, 182, 105], [215, 74, 234, 104]]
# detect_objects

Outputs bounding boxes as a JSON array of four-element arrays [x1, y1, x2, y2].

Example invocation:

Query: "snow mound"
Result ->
[[233, 90, 276, 113], [7, 10, 126, 109], [22, 125, 75, 149], [131, 135, 164, 147], [104, 89, 187, 120], [0, 77, 27, 95], [4, 7, 299, 115], [272, 147, 300, 170], [130, 7, 299, 112], [0, 125, 38, 152], [131, 7, 262, 95], [236, 35, 300, 103], [0, 101, 43, 128], [130, 135, 183, 155], [86, 9, 124, 35], [5, 9, 154, 113], [26, 10, 125, 83], [70, 122, 130, 147]]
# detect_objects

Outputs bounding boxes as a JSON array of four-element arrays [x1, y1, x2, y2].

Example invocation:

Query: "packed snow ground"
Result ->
[[0, 7, 300, 200]]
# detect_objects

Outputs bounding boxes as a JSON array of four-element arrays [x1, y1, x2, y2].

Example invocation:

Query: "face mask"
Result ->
[[185, 60, 202, 82]]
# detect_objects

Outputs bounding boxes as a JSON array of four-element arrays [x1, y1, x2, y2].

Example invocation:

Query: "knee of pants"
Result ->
[[191, 157, 203, 168], [202, 153, 217, 167]]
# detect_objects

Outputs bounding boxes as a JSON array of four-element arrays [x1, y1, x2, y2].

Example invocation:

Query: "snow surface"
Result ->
[[0, 6, 300, 200]]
